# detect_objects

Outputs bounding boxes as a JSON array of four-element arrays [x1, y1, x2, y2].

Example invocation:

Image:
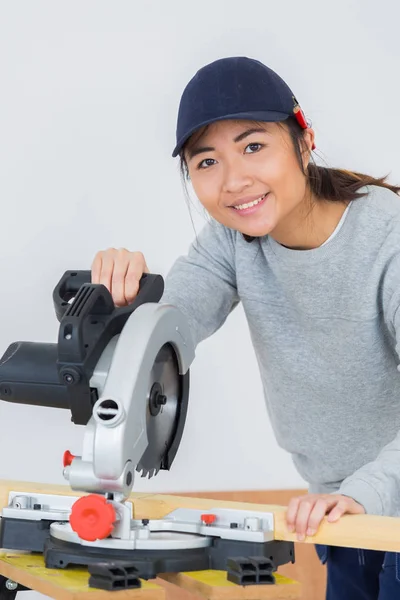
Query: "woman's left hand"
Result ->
[[286, 493, 365, 540]]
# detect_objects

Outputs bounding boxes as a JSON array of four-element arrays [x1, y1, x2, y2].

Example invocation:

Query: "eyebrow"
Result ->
[[187, 127, 268, 160], [233, 127, 268, 143]]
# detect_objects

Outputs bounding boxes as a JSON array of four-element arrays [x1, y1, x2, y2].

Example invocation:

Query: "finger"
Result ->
[[125, 252, 149, 303], [98, 250, 116, 294], [327, 499, 352, 523], [295, 498, 317, 541], [111, 250, 130, 307], [306, 498, 331, 536], [286, 497, 302, 533], [91, 252, 103, 284]]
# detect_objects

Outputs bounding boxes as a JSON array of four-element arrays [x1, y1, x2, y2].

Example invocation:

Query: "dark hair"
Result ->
[[179, 118, 400, 241], [284, 117, 400, 200]]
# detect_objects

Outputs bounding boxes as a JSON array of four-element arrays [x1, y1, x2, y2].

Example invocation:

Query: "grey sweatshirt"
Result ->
[[162, 184, 400, 517]]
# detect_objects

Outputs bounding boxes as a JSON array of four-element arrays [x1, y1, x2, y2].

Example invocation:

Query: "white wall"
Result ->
[[0, 0, 399, 502]]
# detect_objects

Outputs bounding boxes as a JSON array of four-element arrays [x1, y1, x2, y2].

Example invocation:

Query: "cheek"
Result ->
[[190, 174, 220, 211], [259, 153, 305, 195]]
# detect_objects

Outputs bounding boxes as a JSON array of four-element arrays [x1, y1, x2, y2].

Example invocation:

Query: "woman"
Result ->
[[91, 56, 400, 599]]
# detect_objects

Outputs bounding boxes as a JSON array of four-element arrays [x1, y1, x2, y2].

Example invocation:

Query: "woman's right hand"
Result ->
[[91, 248, 149, 307]]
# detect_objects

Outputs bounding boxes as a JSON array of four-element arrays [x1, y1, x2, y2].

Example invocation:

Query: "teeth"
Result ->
[[234, 194, 266, 210]]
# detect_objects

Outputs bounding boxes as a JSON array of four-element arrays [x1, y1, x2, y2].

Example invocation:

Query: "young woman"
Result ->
[[91, 56, 400, 599]]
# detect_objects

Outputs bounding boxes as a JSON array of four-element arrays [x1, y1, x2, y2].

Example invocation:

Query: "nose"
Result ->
[[221, 156, 253, 194]]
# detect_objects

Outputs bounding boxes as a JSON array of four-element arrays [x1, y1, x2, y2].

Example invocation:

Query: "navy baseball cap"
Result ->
[[172, 56, 310, 157]]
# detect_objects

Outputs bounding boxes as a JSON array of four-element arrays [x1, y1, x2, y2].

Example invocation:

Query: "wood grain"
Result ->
[[0, 552, 164, 600], [159, 570, 301, 599]]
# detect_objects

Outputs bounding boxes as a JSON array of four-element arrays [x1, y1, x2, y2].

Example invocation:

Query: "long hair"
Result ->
[[285, 117, 400, 200]]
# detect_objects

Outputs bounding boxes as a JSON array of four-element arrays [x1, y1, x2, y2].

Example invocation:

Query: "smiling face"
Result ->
[[183, 119, 315, 239]]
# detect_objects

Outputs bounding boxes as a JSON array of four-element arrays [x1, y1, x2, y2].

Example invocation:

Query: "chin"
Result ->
[[239, 223, 276, 238]]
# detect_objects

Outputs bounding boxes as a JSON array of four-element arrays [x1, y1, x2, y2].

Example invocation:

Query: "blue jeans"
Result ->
[[315, 544, 400, 599]]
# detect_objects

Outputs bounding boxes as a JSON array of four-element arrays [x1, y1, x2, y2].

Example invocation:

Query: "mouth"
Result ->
[[230, 193, 269, 214]]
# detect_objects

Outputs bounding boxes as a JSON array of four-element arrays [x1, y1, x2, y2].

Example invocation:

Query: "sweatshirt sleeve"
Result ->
[[338, 257, 400, 516], [160, 220, 240, 348]]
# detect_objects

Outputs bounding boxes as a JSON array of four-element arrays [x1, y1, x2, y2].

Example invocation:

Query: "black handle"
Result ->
[[53, 270, 92, 321], [53, 270, 163, 322], [54, 269, 164, 425]]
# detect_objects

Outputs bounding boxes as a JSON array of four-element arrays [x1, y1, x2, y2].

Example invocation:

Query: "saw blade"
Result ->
[[136, 343, 180, 478]]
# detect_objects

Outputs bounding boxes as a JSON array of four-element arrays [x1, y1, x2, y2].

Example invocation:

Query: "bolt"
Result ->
[[61, 367, 81, 385], [5, 580, 18, 591], [157, 394, 167, 406]]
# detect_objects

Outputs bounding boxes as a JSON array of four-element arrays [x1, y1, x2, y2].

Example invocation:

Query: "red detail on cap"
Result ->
[[293, 106, 316, 151], [201, 513, 216, 525], [70, 495, 116, 541], [63, 450, 75, 467], [294, 105, 308, 129]]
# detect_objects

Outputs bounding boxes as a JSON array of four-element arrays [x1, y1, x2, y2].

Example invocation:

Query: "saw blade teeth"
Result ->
[[136, 464, 160, 479]]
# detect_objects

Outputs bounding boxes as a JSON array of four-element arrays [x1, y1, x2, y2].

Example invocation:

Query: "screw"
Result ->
[[61, 367, 81, 385], [157, 394, 167, 406], [5, 580, 18, 591]]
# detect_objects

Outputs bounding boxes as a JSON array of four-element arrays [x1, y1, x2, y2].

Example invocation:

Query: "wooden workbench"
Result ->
[[0, 552, 301, 600]]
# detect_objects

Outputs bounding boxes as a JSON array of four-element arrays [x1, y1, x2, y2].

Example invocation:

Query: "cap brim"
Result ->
[[172, 110, 290, 157]]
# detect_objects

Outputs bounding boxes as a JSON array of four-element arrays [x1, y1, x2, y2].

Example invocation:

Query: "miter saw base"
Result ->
[[0, 492, 295, 589]]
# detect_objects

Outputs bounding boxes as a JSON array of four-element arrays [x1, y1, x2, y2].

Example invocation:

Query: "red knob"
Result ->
[[70, 495, 116, 542], [201, 513, 216, 525], [63, 450, 75, 467]]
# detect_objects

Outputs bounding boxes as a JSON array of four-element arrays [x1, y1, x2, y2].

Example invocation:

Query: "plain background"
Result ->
[[0, 0, 399, 500]]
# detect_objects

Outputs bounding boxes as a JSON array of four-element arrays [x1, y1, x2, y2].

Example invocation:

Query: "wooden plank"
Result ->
[[2, 479, 400, 553], [159, 570, 301, 599], [130, 493, 400, 553], [0, 552, 164, 600]]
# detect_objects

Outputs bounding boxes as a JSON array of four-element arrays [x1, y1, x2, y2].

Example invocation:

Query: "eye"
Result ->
[[197, 158, 217, 170], [244, 142, 264, 154]]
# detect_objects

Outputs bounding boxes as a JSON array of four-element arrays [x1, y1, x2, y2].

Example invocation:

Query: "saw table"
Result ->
[[0, 482, 302, 599], [0, 481, 301, 599], [2, 480, 400, 599]]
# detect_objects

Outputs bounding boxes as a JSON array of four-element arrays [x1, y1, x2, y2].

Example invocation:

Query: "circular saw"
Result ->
[[0, 270, 195, 498], [0, 271, 295, 590]]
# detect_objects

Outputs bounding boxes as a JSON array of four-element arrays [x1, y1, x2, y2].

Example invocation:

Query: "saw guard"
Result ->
[[66, 302, 194, 496]]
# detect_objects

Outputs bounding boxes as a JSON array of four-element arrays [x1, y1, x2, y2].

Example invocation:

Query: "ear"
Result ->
[[301, 127, 316, 168]]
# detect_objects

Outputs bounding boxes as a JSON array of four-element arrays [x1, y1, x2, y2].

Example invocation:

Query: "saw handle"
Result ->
[[53, 269, 164, 425], [53, 270, 163, 322]]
